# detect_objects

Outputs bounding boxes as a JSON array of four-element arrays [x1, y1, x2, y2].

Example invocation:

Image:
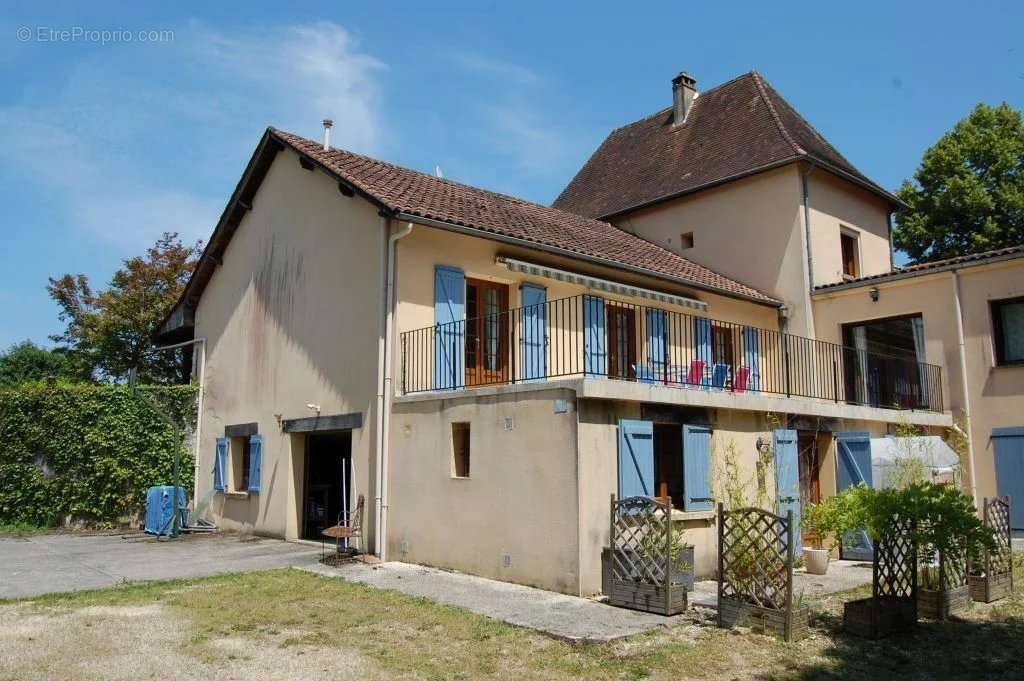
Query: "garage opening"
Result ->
[[303, 431, 352, 541]]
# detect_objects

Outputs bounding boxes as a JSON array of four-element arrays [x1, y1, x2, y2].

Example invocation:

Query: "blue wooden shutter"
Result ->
[[521, 284, 547, 381], [647, 309, 667, 379], [773, 429, 801, 552], [618, 419, 654, 498], [836, 432, 873, 560], [434, 266, 465, 390], [742, 327, 760, 392], [214, 437, 227, 492], [584, 295, 607, 376], [993, 427, 1024, 533], [247, 434, 263, 494], [683, 423, 713, 510], [694, 318, 712, 386]]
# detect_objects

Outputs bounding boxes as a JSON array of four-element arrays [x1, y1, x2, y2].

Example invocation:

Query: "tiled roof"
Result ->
[[814, 245, 1024, 291], [552, 71, 899, 219], [271, 129, 778, 303]]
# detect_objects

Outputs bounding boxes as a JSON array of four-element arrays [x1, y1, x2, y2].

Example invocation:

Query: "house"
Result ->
[[157, 70, 1023, 596]]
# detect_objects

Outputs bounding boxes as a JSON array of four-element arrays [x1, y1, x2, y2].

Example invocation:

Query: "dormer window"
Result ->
[[840, 229, 860, 279]]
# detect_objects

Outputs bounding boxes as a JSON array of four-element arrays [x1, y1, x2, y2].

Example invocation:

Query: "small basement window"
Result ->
[[840, 230, 859, 278], [451, 422, 471, 478], [679, 232, 694, 249], [230, 436, 251, 493]]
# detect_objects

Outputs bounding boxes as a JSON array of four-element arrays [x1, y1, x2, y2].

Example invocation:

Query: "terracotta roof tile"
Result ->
[[552, 71, 898, 219], [272, 129, 778, 303], [814, 245, 1024, 291]]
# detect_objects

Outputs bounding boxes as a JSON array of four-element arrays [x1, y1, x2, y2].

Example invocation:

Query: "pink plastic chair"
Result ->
[[733, 366, 751, 393], [685, 359, 705, 387]]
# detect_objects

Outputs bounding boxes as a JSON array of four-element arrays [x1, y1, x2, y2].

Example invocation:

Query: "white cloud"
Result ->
[[0, 21, 386, 249], [190, 20, 385, 153]]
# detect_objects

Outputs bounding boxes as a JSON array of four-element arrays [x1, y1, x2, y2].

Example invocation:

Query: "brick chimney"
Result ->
[[672, 72, 697, 125]]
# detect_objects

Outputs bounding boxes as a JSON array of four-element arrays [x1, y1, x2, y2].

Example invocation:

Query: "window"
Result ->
[[842, 314, 928, 409], [230, 436, 251, 492], [679, 232, 694, 249], [992, 297, 1024, 366], [840, 231, 859, 278], [451, 422, 471, 478]]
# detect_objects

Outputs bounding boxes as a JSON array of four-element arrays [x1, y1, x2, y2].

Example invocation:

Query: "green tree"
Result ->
[[0, 341, 82, 386], [47, 232, 202, 384], [894, 102, 1024, 263]]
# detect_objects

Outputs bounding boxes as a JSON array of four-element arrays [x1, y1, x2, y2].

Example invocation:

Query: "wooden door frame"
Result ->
[[465, 278, 510, 387], [607, 305, 637, 380]]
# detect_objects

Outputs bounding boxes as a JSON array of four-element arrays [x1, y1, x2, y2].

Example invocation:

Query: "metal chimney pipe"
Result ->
[[322, 119, 333, 151]]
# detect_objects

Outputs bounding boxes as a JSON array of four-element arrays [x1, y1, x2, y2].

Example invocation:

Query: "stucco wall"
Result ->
[[806, 170, 892, 287], [813, 258, 1024, 500], [193, 147, 384, 542], [613, 166, 812, 335], [387, 389, 581, 594], [576, 400, 775, 594]]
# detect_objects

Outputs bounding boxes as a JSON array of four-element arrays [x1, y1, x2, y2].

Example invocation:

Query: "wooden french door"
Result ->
[[465, 278, 509, 386], [607, 305, 636, 380]]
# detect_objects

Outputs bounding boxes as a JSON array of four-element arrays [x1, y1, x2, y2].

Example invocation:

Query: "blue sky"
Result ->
[[2, 1, 1022, 349]]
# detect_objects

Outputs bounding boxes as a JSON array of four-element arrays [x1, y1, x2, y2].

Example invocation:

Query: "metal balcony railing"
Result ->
[[400, 294, 943, 412]]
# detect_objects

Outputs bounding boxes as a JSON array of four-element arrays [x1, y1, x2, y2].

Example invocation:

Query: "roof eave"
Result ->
[[812, 249, 1024, 294], [598, 156, 902, 221]]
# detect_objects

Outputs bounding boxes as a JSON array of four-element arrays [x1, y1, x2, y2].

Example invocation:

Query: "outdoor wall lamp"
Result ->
[[755, 436, 771, 454], [869, 287, 879, 302]]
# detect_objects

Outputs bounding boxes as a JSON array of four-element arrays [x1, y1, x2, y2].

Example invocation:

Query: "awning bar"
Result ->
[[496, 256, 708, 311]]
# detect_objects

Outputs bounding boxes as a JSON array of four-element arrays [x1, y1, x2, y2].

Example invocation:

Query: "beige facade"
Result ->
[[193, 147, 384, 544], [813, 256, 1024, 502], [615, 164, 896, 339]]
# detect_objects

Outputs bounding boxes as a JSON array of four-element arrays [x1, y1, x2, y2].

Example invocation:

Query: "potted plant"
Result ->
[[638, 524, 694, 590], [802, 485, 872, 575], [909, 483, 995, 619]]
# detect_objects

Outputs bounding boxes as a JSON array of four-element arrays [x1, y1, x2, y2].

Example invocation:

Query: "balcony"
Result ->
[[400, 294, 944, 413]]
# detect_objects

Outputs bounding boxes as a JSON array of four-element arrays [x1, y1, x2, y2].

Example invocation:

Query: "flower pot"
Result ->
[[803, 548, 830, 575]]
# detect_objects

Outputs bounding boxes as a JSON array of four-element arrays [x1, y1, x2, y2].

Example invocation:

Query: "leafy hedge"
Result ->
[[0, 383, 197, 527]]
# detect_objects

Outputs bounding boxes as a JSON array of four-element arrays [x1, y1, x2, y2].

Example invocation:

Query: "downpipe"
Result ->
[[950, 270, 979, 504], [375, 221, 414, 560]]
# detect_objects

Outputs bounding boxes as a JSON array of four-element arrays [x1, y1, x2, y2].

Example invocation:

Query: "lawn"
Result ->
[[1, 560, 1022, 681]]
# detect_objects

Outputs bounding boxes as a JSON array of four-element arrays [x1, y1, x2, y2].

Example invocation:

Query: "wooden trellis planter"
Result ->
[[844, 517, 917, 639], [969, 496, 1014, 603], [918, 535, 969, 620], [716, 504, 809, 642], [607, 495, 690, 616]]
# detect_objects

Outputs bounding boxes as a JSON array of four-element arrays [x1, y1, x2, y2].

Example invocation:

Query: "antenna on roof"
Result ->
[[322, 119, 333, 151], [435, 165, 444, 179]]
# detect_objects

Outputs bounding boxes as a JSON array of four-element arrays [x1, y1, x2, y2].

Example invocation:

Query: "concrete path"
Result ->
[[305, 561, 676, 642], [689, 558, 874, 608], [0, 533, 323, 600]]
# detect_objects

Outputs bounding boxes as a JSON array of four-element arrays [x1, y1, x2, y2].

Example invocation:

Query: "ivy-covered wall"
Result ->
[[0, 384, 197, 527]]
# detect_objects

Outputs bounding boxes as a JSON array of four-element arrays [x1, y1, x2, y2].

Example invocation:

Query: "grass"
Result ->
[[0, 521, 51, 537], [3, 560, 1023, 680]]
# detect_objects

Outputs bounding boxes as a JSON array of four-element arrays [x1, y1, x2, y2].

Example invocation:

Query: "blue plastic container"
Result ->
[[144, 486, 188, 535]]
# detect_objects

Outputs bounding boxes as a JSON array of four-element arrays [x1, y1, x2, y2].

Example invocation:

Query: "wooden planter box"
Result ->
[[843, 596, 917, 639], [969, 572, 1013, 603], [609, 579, 688, 616], [718, 597, 810, 642], [918, 585, 970, 619], [602, 547, 692, 616]]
